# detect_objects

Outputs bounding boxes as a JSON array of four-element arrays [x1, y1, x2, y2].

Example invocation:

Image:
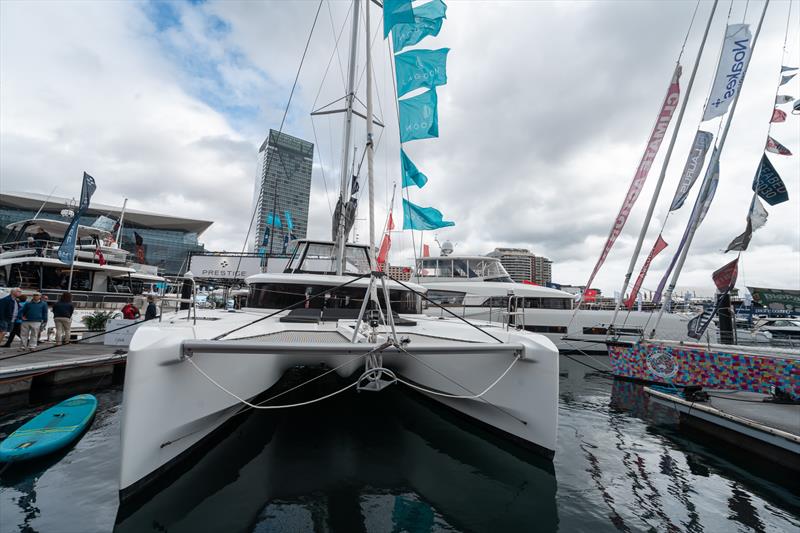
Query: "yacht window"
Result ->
[[452, 259, 469, 278], [290, 243, 371, 275], [286, 244, 305, 272], [427, 290, 466, 305], [344, 246, 371, 274], [481, 296, 509, 307], [437, 260, 453, 278], [301, 243, 337, 274]]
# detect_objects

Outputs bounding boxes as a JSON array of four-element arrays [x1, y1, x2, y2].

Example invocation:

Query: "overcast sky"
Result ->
[[1, 0, 798, 296]]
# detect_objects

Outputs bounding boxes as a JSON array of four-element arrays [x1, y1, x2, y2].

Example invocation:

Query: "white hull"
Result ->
[[425, 306, 704, 353], [119, 310, 559, 498]]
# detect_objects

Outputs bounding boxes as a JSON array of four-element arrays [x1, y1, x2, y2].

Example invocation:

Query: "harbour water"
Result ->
[[0, 355, 797, 533]]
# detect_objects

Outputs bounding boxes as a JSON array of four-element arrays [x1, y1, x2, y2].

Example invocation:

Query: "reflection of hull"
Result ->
[[116, 386, 557, 533], [119, 314, 559, 503]]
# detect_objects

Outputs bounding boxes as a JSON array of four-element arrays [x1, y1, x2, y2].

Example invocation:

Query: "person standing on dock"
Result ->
[[121, 300, 141, 321], [0, 288, 22, 345], [53, 292, 75, 345], [145, 295, 157, 321], [3, 294, 27, 348], [20, 292, 49, 349]]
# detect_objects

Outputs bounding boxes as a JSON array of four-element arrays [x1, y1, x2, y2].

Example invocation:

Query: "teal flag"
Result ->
[[392, 0, 447, 52], [402, 198, 454, 230], [395, 48, 449, 97], [401, 149, 428, 188], [384, 0, 415, 38], [399, 88, 438, 143]]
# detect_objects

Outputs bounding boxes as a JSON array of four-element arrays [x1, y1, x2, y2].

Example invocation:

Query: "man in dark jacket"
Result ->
[[145, 296, 158, 321], [21, 292, 48, 349], [0, 288, 22, 346]]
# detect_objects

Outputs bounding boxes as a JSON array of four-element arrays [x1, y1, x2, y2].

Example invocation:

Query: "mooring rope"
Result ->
[[395, 354, 520, 400]]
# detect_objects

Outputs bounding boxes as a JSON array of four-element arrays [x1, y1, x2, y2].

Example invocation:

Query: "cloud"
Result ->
[[1, 0, 798, 297]]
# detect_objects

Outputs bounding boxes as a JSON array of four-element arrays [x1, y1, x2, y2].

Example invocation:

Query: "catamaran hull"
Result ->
[[119, 326, 559, 500]]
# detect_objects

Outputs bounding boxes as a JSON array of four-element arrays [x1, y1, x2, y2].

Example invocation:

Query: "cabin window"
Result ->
[[248, 283, 421, 314], [426, 290, 466, 305], [523, 325, 568, 334]]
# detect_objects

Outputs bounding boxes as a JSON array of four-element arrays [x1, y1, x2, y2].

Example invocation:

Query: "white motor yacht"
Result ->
[[414, 249, 707, 353], [0, 218, 165, 332]]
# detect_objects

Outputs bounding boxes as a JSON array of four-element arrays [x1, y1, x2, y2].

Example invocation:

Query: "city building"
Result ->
[[387, 265, 412, 281], [0, 191, 211, 274], [251, 129, 314, 255], [487, 247, 553, 285]]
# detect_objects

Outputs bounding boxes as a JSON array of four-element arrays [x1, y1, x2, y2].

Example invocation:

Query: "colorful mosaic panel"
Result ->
[[608, 342, 800, 400]]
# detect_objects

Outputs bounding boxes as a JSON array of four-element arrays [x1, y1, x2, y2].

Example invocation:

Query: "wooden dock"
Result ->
[[646, 386, 800, 471], [0, 343, 127, 400]]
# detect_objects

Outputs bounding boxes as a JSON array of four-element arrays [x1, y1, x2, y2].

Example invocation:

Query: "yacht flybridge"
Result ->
[[119, 240, 559, 499], [414, 252, 706, 353]]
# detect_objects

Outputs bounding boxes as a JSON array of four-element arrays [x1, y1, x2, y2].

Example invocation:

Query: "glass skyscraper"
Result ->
[[252, 130, 314, 255]]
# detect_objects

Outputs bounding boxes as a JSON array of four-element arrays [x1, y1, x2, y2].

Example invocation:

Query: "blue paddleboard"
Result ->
[[0, 394, 97, 462]]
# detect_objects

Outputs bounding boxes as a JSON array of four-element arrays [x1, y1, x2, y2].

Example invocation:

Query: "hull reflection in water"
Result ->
[[114, 384, 558, 533]]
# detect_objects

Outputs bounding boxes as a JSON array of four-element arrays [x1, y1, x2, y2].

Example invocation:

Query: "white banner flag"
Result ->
[[703, 24, 752, 121]]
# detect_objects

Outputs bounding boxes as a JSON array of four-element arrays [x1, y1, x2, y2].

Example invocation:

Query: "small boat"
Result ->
[[0, 394, 97, 463]]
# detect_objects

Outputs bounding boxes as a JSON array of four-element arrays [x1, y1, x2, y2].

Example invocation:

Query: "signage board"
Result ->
[[189, 255, 263, 280], [104, 319, 141, 346]]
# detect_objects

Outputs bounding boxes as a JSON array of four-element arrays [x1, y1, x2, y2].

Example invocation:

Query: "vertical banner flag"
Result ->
[[399, 88, 439, 142], [402, 198, 454, 230], [703, 24, 752, 121], [624, 235, 668, 309], [395, 48, 449, 97], [752, 155, 788, 205], [383, 0, 415, 38], [669, 130, 713, 210], [58, 172, 97, 265], [401, 149, 429, 188], [392, 0, 447, 53], [582, 65, 681, 296], [653, 152, 719, 304], [765, 136, 792, 156], [422, 243, 430, 257]]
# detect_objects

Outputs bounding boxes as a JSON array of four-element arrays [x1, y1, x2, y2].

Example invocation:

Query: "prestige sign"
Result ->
[[189, 255, 262, 279]]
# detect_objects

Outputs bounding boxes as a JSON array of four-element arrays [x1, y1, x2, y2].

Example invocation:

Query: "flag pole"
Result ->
[[365, 0, 376, 270], [653, 0, 771, 335], [609, 0, 719, 331]]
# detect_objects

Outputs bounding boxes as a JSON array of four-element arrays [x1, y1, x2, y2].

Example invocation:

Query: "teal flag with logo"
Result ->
[[399, 88, 438, 143], [402, 198, 454, 230], [401, 149, 428, 188], [392, 0, 447, 52], [395, 48, 449, 97], [384, 0, 415, 38]]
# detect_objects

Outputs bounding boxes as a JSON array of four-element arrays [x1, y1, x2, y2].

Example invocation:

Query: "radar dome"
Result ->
[[440, 241, 454, 256]]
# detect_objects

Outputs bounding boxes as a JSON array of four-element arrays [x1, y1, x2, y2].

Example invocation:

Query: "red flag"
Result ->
[[771, 108, 787, 123], [583, 289, 598, 303], [624, 235, 668, 309], [712, 258, 739, 291], [387, 212, 395, 231], [377, 235, 391, 271], [581, 65, 681, 302], [422, 244, 430, 257], [765, 135, 792, 156], [95, 246, 107, 266]]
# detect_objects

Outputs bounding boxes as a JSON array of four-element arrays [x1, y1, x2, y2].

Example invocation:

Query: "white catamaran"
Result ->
[[118, 0, 559, 502]]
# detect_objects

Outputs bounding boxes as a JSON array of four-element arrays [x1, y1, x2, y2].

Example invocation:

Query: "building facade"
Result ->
[[0, 192, 211, 274], [252, 130, 314, 255], [487, 247, 552, 285]]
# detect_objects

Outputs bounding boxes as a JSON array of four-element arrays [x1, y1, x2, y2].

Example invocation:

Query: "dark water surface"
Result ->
[[0, 356, 798, 532]]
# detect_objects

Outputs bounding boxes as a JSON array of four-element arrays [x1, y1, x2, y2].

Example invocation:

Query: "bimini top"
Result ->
[[6, 219, 111, 240]]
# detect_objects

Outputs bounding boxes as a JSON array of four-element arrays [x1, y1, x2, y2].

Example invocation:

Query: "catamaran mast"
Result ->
[[334, 0, 362, 275], [365, 0, 376, 269], [652, 0, 771, 334], [609, 0, 719, 330]]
